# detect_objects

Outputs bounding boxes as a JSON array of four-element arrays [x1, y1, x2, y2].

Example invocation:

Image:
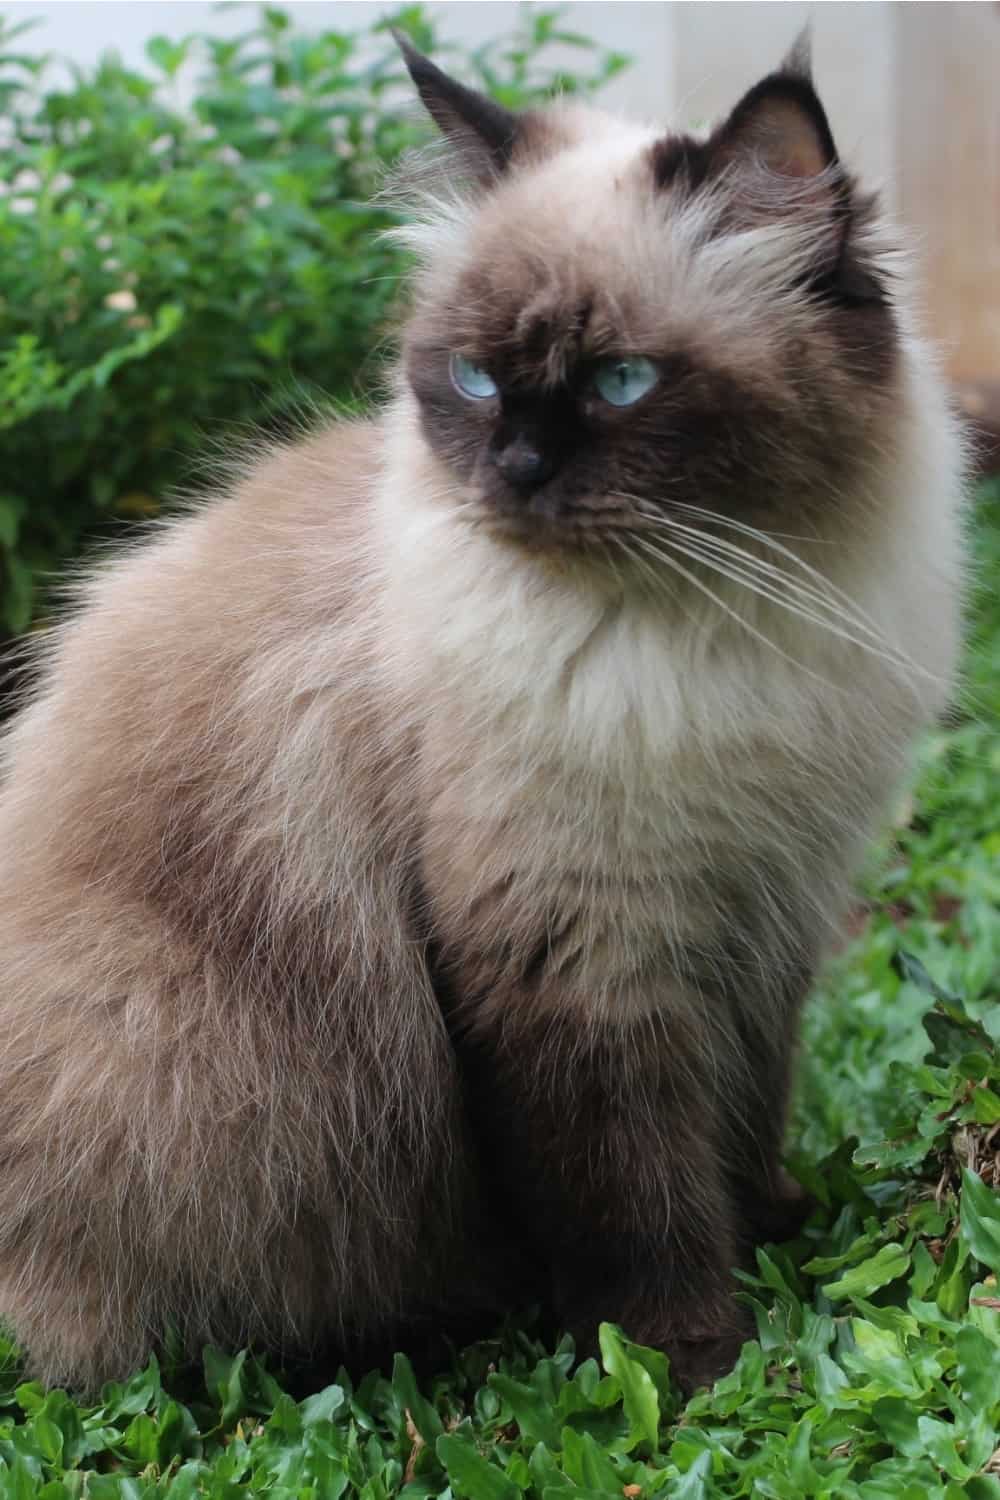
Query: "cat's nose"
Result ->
[[493, 436, 555, 492]]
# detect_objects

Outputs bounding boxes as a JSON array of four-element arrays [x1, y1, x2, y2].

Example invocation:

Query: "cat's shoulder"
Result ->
[[232, 416, 383, 529]]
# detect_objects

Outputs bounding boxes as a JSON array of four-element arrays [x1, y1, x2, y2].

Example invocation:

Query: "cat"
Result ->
[[0, 33, 964, 1396]]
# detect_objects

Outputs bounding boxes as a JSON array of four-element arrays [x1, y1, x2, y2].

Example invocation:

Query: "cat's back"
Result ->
[[28, 416, 380, 699], [0, 418, 394, 978]]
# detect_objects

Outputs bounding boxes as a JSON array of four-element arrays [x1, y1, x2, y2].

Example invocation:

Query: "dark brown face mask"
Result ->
[[395, 31, 898, 551]]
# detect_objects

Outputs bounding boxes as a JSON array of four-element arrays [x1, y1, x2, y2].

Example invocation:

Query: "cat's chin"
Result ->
[[466, 496, 636, 556]]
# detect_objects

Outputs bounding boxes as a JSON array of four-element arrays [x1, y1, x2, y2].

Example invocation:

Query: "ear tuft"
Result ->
[[392, 30, 520, 183], [780, 26, 813, 82]]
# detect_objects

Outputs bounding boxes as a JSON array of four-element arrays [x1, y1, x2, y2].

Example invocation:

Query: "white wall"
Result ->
[[2, 2, 671, 120], [671, 3, 895, 204]]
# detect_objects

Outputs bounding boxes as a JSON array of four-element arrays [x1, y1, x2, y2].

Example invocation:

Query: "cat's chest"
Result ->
[[417, 721, 802, 1025], [417, 655, 803, 944], [416, 593, 813, 850], [410, 599, 848, 1019]]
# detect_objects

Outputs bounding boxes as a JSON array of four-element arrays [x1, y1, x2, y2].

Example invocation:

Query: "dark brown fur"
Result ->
[[404, 55, 899, 543]]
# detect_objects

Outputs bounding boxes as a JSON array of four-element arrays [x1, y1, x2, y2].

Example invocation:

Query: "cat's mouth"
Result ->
[[468, 490, 641, 552]]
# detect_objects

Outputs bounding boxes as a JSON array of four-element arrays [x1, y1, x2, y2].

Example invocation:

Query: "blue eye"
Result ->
[[593, 356, 659, 407], [450, 353, 498, 401]]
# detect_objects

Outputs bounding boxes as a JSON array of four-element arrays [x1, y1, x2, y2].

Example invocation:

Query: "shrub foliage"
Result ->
[[0, 4, 625, 636]]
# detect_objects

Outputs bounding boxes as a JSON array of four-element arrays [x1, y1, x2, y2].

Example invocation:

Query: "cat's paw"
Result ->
[[553, 1257, 752, 1396], [664, 1325, 748, 1394], [641, 1298, 754, 1395], [744, 1172, 816, 1245]]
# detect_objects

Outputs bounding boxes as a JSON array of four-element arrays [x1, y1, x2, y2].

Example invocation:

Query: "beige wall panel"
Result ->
[[895, 3, 1000, 380], [670, 2, 896, 203]]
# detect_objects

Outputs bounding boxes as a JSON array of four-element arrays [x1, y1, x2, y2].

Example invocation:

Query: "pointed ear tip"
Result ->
[[783, 27, 813, 79], [390, 26, 421, 65]]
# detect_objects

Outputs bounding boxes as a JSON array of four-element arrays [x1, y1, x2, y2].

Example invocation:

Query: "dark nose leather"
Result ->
[[494, 436, 554, 492]]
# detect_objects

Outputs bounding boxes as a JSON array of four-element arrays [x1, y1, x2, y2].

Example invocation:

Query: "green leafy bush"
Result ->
[[0, 5, 627, 636]]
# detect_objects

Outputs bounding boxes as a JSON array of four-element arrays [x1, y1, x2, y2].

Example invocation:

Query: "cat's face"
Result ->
[[396, 36, 899, 555]]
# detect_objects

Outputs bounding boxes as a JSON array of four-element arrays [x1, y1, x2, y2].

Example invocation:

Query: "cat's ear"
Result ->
[[393, 31, 519, 182], [699, 37, 848, 253], [649, 38, 888, 301], [709, 43, 838, 188]]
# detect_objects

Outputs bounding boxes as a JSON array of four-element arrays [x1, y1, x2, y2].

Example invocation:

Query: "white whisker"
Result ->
[[608, 494, 941, 688], [669, 500, 895, 640], [642, 515, 889, 646], [628, 534, 848, 693], [609, 535, 707, 634], [641, 520, 928, 680]]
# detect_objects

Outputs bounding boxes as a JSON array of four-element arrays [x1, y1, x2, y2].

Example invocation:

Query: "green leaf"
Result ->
[[31, 1414, 64, 1465], [489, 1373, 562, 1451], [99, 1355, 162, 1417], [955, 1324, 1000, 1412], [3, 551, 35, 633], [559, 1427, 621, 1492], [936, 1234, 973, 1321], [670, 1450, 712, 1498], [145, 34, 189, 76], [597, 1325, 660, 1451], [300, 1382, 347, 1425], [621, 1341, 674, 1418], [203, 1346, 249, 1424], [843, 1320, 923, 1397], [822, 1243, 911, 1300], [968, 1085, 1000, 1124], [437, 1435, 521, 1500], [960, 1167, 1000, 1272], [89, 303, 184, 390], [917, 1414, 974, 1482], [0, 494, 24, 549], [894, 948, 961, 1003], [392, 1353, 443, 1444], [803, 1233, 881, 1277], [122, 1411, 159, 1465], [813, 1353, 849, 1408], [529, 1442, 573, 1495], [155, 1398, 200, 1465]]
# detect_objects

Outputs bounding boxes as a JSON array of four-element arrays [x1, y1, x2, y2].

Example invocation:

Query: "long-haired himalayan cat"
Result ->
[[0, 35, 964, 1395]]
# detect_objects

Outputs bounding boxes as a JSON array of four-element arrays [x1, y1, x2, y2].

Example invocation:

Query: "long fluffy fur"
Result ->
[[0, 82, 964, 1391]]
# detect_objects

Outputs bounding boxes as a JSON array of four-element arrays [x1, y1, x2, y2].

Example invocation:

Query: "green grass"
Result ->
[[2, 481, 999, 1498]]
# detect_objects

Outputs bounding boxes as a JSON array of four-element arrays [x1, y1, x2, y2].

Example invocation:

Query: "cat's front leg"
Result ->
[[721, 975, 816, 1250], [450, 1005, 753, 1392]]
